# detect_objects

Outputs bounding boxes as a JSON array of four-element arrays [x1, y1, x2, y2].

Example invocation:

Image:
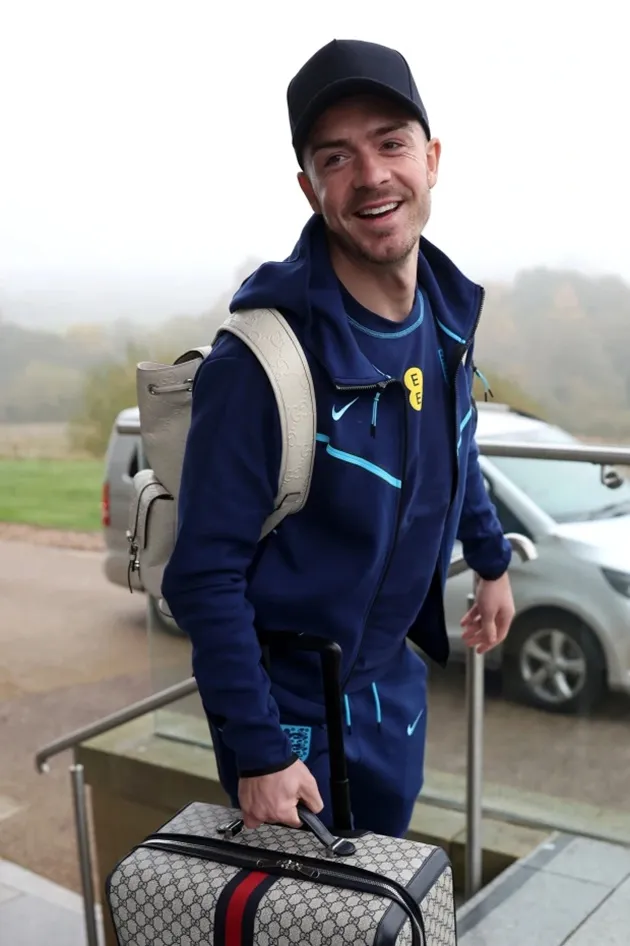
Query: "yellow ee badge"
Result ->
[[404, 366, 423, 411]]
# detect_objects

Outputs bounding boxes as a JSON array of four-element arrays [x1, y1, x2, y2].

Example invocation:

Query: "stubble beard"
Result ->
[[331, 191, 432, 270]]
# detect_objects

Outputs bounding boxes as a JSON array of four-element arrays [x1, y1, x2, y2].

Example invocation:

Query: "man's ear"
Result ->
[[426, 137, 441, 190], [297, 171, 321, 214]]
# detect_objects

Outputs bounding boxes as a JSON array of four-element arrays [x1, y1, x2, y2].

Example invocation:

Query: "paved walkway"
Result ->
[[458, 833, 630, 945], [0, 858, 103, 946]]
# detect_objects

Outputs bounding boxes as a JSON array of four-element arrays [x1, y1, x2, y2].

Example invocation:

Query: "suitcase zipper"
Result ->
[[140, 832, 426, 946]]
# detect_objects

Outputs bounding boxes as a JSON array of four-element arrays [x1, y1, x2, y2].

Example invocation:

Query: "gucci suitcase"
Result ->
[[106, 633, 458, 945]]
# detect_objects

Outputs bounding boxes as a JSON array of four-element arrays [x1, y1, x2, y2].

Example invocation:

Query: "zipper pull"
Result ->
[[126, 531, 140, 593], [371, 391, 381, 438], [256, 857, 320, 878], [473, 364, 494, 401], [217, 818, 244, 839]]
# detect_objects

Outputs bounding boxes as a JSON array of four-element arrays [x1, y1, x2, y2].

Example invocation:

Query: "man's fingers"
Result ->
[[481, 617, 497, 646], [281, 805, 303, 828], [299, 776, 325, 815], [462, 614, 482, 640], [463, 613, 498, 652], [460, 604, 480, 626], [237, 760, 324, 831]]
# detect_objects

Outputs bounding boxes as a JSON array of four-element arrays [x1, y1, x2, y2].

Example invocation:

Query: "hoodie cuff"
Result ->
[[466, 533, 513, 582], [476, 561, 510, 581], [219, 715, 296, 777], [239, 753, 299, 779]]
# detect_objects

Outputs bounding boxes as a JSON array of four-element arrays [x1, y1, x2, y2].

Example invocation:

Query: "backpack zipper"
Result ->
[[139, 832, 426, 946], [126, 478, 172, 592], [126, 479, 155, 592]]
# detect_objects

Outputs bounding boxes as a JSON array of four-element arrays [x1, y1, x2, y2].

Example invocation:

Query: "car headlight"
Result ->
[[602, 568, 630, 598]]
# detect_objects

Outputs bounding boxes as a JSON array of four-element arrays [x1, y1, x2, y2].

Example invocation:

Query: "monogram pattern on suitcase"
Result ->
[[166, 802, 436, 884], [108, 848, 236, 943], [107, 802, 457, 945]]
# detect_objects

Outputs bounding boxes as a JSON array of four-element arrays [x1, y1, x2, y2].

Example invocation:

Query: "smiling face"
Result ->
[[298, 94, 441, 269]]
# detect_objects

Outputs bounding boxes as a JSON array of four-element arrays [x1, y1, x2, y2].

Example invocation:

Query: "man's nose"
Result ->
[[353, 151, 391, 190]]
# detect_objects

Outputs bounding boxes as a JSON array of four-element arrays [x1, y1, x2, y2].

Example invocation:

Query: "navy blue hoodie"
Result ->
[[162, 214, 512, 776]]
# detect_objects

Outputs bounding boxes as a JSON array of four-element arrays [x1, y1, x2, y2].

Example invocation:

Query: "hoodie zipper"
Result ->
[[448, 285, 485, 503], [333, 378, 408, 689], [333, 287, 484, 689], [139, 832, 426, 946]]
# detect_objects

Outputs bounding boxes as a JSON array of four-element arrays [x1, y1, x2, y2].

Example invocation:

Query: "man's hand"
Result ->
[[238, 759, 324, 830], [460, 571, 515, 654]]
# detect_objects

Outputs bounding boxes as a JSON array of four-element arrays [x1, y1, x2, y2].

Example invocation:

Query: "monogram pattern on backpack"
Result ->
[[129, 307, 317, 608]]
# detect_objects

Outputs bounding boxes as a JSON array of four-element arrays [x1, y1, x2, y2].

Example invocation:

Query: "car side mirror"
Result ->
[[600, 466, 624, 490]]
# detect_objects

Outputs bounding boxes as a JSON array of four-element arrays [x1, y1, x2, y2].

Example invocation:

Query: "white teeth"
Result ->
[[358, 202, 399, 217]]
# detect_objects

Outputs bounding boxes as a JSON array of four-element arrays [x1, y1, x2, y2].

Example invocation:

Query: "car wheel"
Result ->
[[502, 610, 607, 714], [147, 595, 187, 638]]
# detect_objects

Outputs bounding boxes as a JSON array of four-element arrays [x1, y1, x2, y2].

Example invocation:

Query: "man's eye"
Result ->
[[382, 140, 403, 151], [324, 153, 343, 167]]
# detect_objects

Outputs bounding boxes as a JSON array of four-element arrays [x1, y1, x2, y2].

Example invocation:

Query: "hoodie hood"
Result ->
[[230, 213, 484, 387]]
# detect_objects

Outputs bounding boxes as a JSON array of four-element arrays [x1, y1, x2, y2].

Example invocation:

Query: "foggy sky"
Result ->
[[1, 0, 627, 327]]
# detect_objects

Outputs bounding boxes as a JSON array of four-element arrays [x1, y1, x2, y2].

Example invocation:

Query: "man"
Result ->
[[162, 38, 515, 839]]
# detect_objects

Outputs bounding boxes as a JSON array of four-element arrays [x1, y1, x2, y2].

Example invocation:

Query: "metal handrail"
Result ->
[[116, 408, 630, 467], [35, 676, 199, 773], [477, 439, 630, 465]]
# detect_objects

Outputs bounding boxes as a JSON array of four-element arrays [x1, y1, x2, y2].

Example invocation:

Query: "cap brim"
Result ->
[[292, 76, 430, 165]]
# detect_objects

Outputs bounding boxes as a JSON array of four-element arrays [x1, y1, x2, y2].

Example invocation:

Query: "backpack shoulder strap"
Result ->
[[218, 307, 316, 537]]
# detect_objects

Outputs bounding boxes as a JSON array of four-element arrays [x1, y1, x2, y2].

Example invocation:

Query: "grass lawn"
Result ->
[[0, 458, 104, 531]]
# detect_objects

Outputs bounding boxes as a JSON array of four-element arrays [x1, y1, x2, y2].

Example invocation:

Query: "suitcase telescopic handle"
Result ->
[[257, 631, 353, 833]]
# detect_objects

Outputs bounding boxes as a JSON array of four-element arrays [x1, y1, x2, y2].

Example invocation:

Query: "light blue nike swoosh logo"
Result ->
[[332, 398, 358, 421], [407, 708, 425, 736]]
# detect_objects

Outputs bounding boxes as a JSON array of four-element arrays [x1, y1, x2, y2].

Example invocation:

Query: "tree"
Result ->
[[69, 344, 144, 457], [472, 371, 548, 421]]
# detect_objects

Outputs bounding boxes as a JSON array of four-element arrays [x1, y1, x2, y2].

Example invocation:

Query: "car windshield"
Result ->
[[487, 425, 630, 523]]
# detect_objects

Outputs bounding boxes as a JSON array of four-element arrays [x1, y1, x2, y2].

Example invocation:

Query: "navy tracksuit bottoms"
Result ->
[[211, 643, 428, 839]]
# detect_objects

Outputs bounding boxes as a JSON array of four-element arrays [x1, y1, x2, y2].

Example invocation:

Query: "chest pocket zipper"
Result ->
[[370, 392, 381, 438]]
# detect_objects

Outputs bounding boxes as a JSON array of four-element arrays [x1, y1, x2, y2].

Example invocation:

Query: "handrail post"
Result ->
[[70, 760, 99, 946], [465, 589, 485, 900], [462, 534, 537, 900]]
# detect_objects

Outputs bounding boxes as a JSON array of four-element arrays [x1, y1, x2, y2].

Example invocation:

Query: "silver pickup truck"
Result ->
[[101, 402, 630, 715]]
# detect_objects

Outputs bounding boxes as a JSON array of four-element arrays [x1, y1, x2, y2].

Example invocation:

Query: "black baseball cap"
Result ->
[[287, 39, 431, 166]]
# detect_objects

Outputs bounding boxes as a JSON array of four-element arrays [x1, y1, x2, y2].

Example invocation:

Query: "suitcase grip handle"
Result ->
[[296, 804, 356, 856], [218, 807, 356, 856]]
